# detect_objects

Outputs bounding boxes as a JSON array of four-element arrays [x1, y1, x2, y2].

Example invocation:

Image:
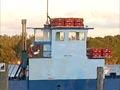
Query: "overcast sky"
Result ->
[[0, 0, 120, 37]]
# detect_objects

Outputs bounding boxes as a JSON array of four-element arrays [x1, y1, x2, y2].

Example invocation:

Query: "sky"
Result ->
[[0, 0, 120, 37]]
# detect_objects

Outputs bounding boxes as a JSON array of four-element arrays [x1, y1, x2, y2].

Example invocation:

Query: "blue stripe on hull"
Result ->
[[29, 79, 120, 90], [29, 79, 96, 90], [9, 78, 120, 90]]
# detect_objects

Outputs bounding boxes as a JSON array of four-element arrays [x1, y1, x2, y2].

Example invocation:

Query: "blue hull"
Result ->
[[9, 78, 120, 90]]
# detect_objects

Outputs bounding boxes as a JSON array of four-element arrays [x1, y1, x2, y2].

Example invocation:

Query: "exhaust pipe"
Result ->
[[21, 19, 27, 51]]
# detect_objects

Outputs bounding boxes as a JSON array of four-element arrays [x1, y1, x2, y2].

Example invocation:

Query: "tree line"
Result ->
[[0, 35, 120, 64]]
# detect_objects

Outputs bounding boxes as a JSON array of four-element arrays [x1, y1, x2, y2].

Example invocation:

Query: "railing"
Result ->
[[8, 64, 29, 80], [8, 64, 20, 79]]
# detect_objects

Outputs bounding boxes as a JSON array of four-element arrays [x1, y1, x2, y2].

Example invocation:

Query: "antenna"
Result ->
[[46, 0, 49, 24]]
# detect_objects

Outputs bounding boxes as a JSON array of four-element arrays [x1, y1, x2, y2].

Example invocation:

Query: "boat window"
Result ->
[[68, 32, 76, 40], [28, 44, 51, 58], [68, 32, 85, 40], [56, 32, 64, 41], [29, 44, 43, 58], [35, 30, 50, 42], [79, 32, 85, 40], [44, 31, 50, 41], [35, 30, 44, 42]]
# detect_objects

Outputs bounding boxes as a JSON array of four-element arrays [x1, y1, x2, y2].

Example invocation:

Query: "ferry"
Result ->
[[8, 18, 120, 90]]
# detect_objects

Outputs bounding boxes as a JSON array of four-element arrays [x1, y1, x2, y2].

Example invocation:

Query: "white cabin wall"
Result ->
[[29, 29, 104, 80]]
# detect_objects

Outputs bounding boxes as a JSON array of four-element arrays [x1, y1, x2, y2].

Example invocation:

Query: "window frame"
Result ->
[[55, 32, 65, 41], [68, 31, 85, 41], [34, 29, 50, 42]]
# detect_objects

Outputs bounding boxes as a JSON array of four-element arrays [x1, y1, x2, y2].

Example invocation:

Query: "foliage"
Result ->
[[0, 35, 21, 63]]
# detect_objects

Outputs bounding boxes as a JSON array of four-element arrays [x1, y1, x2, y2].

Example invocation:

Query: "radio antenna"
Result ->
[[46, 0, 49, 24]]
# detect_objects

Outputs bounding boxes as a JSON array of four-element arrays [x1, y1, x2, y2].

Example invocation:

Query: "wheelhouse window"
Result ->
[[56, 32, 64, 41], [28, 44, 51, 58], [35, 29, 50, 42], [68, 32, 76, 40], [35, 30, 44, 42], [68, 32, 85, 40], [79, 32, 85, 40], [44, 31, 50, 41]]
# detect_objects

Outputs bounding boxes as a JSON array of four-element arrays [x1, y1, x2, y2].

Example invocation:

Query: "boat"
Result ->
[[8, 18, 120, 90]]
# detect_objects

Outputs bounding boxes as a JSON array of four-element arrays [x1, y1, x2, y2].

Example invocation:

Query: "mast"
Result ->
[[46, 0, 49, 24]]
